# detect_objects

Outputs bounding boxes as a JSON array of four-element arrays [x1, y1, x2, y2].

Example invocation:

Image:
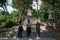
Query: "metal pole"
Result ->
[[36, 0, 38, 11], [36, 0, 39, 19]]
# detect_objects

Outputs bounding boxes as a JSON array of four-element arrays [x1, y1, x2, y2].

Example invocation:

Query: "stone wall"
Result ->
[[46, 21, 60, 40], [0, 26, 18, 37]]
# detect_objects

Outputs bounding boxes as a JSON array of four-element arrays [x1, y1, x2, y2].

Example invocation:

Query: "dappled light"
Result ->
[[0, 0, 60, 40]]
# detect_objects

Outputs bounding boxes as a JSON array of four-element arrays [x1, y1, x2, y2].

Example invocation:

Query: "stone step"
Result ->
[[0, 31, 50, 38], [15, 32, 50, 37], [0, 37, 55, 40]]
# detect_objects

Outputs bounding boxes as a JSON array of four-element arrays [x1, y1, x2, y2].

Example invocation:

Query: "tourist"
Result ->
[[36, 21, 40, 37], [18, 20, 23, 37], [26, 19, 31, 37]]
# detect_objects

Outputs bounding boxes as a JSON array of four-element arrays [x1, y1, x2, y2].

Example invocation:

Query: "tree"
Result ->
[[0, 0, 9, 15], [41, 0, 60, 22], [40, 0, 60, 40], [12, 0, 33, 21], [0, 10, 20, 28]]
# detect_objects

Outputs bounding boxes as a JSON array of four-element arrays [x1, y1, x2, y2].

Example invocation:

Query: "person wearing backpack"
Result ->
[[26, 19, 31, 37], [18, 20, 23, 37], [36, 21, 40, 37]]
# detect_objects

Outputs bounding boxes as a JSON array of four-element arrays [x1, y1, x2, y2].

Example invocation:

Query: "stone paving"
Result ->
[[0, 37, 55, 40], [0, 25, 56, 40]]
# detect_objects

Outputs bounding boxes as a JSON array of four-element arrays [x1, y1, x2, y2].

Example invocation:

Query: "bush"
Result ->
[[0, 10, 20, 28], [1, 20, 14, 28]]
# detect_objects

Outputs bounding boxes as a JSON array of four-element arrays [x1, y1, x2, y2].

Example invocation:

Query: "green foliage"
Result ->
[[12, 0, 33, 18], [0, 10, 20, 28], [32, 7, 49, 22], [0, 11, 9, 15], [32, 0, 60, 22], [39, 5, 49, 22], [0, 16, 7, 21], [8, 10, 20, 24], [11, 17, 18, 23], [55, 10, 60, 22], [32, 10, 38, 19], [13, 0, 32, 8], [1, 19, 13, 28], [40, 0, 60, 22]]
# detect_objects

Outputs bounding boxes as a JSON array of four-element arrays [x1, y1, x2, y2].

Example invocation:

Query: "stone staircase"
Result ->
[[10, 26, 52, 38], [0, 26, 49, 37], [0, 26, 55, 40], [20, 28, 50, 37]]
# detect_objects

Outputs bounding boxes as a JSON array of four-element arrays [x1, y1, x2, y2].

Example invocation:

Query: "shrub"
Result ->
[[2, 20, 14, 28]]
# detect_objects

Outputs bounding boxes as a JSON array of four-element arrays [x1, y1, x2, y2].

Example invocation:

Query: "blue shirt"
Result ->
[[19, 22, 23, 27]]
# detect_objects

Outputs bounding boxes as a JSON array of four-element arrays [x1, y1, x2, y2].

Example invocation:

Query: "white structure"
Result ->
[[32, 0, 42, 10]]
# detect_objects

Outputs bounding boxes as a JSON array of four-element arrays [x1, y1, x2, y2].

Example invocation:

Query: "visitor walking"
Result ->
[[36, 21, 40, 37], [18, 20, 23, 37], [26, 19, 31, 37]]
